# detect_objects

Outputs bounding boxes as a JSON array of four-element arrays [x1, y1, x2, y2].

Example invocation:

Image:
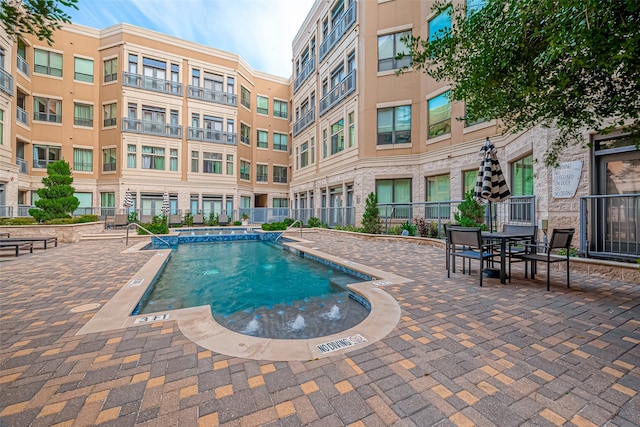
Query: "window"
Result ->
[[170, 149, 178, 171], [331, 119, 344, 155], [274, 166, 287, 183], [511, 155, 534, 196], [241, 86, 250, 109], [34, 97, 61, 123], [300, 142, 309, 168], [428, 91, 451, 138], [377, 105, 411, 145], [463, 170, 477, 196], [273, 198, 288, 208], [348, 112, 355, 147], [34, 49, 62, 77], [103, 148, 117, 172], [101, 192, 115, 210], [273, 133, 287, 151], [257, 96, 268, 115], [331, 65, 344, 89], [226, 154, 234, 175], [256, 164, 268, 182], [33, 145, 61, 168], [426, 174, 450, 219], [240, 123, 250, 145], [202, 152, 222, 175], [323, 129, 328, 158], [74, 57, 93, 82], [331, 0, 344, 27], [104, 58, 117, 82], [141, 146, 165, 170], [376, 178, 411, 218], [429, 6, 452, 41], [170, 64, 179, 93], [464, 103, 488, 127], [240, 160, 250, 180], [74, 103, 93, 127], [311, 137, 315, 163], [103, 103, 117, 127], [73, 148, 93, 172], [127, 144, 136, 168], [257, 130, 268, 148], [227, 77, 235, 94], [191, 151, 199, 173], [377, 31, 411, 72], [203, 152, 222, 174], [274, 99, 288, 118], [0, 110, 3, 145]]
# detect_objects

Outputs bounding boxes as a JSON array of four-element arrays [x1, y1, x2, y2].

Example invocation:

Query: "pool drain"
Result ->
[[70, 303, 101, 313]]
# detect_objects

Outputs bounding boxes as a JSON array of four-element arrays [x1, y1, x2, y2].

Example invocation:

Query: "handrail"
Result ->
[[275, 219, 303, 241], [125, 223, 171, 247]]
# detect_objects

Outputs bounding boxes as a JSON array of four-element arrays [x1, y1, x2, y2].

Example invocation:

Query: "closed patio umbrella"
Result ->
[[123, 189, 133, 210], [474, 137, 511, 232], [161, 192, 170, 217]]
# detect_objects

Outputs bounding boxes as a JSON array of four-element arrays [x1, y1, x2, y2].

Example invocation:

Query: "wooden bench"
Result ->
[[0, 241, 33, 257], [0, 237, 58, 250]]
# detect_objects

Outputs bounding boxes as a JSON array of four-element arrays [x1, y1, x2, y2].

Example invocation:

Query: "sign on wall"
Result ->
[[552, 161, 583, 198]]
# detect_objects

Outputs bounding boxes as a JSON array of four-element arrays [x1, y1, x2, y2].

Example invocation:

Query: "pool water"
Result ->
[[135, 241, 370, 339]]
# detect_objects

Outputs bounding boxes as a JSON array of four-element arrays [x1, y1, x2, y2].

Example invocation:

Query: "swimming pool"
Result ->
[[134, 240, 371, 339]]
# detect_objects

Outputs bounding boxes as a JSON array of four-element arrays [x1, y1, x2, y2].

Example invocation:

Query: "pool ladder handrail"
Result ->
[[125, 222, 171, 247], [275, 219, 303, 241]]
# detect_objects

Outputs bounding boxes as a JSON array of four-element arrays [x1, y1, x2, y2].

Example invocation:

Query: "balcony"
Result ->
[[318, 2, 357, 63], [293, 107, 316, 136], [187, 86, 237, 107], [319, 70, 356, 116], [122, 72, 183, 96], [16, 158, 28, 174], [187, 127, 237, 145], [0, 68, 14, 96], [293, 57, 316, 94], [16, 106, 28, 126], [121, 118, 182, 139], [17, 56, 29, 76]]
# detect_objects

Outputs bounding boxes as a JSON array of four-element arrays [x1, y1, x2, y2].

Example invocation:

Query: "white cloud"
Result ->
[[71, 0, 315, 77]]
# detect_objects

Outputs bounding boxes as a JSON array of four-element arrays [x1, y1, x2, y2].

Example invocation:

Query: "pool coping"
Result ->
[[77, 238, 412, 361]]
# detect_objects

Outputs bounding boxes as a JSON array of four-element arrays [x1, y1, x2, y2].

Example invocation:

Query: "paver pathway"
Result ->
[[1, 232, 638, 426]]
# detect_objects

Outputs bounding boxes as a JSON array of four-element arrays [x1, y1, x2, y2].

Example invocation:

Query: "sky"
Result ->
[[68, 0, 316, 78]]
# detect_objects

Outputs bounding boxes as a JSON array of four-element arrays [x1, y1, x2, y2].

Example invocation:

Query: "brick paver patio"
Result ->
[[1, 231, 638, 426]]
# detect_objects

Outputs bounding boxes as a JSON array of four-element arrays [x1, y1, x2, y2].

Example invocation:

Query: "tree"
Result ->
[[29, 160, 80, 222], [401, 0, 640, 165], [361, 192, 382, 234], [1, 0, 78, 45]]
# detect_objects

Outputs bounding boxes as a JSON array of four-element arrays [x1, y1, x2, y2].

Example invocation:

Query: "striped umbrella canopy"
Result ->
[[475, 137, 511, 231], [123, 189, 133, 209], [161, 192, 170, 216]]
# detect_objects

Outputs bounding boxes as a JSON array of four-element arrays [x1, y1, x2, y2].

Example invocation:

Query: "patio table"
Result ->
[[482, 231, 536, 284]]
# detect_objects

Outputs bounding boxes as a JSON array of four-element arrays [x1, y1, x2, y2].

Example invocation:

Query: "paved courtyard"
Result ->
[[1, 231, 639, 426]]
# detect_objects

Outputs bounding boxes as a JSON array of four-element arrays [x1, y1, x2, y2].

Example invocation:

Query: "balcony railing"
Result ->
[[187, 127, 238, 145], [187, 86, 237, 107], [16, 158, 28, 174], [16, 106, 28, 126], [293, 57, 316, 93], [580, 194, 640, 261], [17, 56, 29, 76], [293, 107, 316, 136], [318, 2, 357, 63], [0, 68, 14, 96], [0, 205, 13, 217], [121, 118, 182, 138], [33, 159, 58, 169], [122, 71, 183, 96], [319, 70, 356, 116]]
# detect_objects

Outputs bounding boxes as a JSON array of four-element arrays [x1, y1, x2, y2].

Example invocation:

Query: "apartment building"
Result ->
[[1, 23, 290, 220], [290, 0, 638, 260], [0, 0, 638, 260]]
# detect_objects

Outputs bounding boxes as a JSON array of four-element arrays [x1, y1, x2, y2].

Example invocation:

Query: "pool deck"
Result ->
[[1, 231, 639, 426]]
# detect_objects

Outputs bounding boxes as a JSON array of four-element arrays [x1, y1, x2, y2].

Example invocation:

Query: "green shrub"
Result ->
[[261, 221, 288, 231], [128, 211, 138, 223], [283, 218, 295, 227], [137, 215, 169, 235], [558, 247, 579, 257], [208, 213, 219, 226], [454, 191, 487, 229], [414, 218, 440, 238], [362, 192, 382, 234], [306, 217, 328, 228], [388, 225, 403, 235], [233, 220, 242, 226], [0, 217, 37, 225], [334, 224, 364, 232], [75, 214, 99, 223], [29, 160, 80, 222], [183, 212, 193, 227], [400, 220, 417, 236]]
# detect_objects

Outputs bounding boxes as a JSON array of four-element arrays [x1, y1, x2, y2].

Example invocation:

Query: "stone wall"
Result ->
[[0, 222, 105, 243]]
